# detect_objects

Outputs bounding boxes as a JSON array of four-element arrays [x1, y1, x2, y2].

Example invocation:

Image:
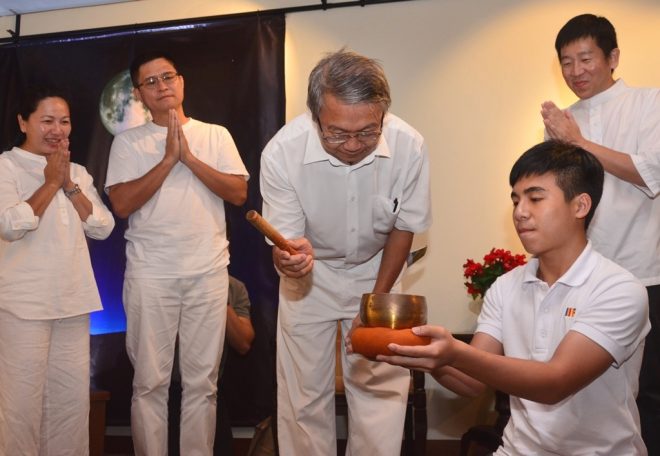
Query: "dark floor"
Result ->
[[104, 436, 462, 456]]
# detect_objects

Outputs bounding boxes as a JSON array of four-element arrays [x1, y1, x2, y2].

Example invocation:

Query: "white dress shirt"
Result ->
[[0, 147, 115, 319], [567, 80, 660, 286], [260, 111, 431, 268]]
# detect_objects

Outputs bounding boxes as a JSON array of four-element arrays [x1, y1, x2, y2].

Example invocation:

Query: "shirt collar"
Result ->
[[575, 79, 627, 110], [13, 146, 47, 164], [145, 117, 195, 133], [522, 241, 596, 287]]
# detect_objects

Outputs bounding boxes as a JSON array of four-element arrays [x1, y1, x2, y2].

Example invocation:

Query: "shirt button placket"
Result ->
[[346, 169, 359, 263]]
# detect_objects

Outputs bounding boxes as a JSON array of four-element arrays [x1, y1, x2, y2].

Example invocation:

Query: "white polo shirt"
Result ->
[[105, 119, 248, 278], [478, 242, 650, 455]]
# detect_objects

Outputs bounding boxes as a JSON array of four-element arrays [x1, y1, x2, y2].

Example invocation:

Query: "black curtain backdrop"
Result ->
[[0, 13, 285, 427]]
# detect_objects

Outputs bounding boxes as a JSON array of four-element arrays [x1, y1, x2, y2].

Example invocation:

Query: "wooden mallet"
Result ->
[[245, 210, 297, 255]]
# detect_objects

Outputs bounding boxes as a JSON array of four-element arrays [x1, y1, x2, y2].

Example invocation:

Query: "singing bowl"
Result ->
[[351, 327, 431, 359], [359, 293, 427, 329]]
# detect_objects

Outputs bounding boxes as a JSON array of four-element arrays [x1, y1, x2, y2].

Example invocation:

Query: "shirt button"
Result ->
[[350, 228, 356, 232], [540, 330, 547, 337]]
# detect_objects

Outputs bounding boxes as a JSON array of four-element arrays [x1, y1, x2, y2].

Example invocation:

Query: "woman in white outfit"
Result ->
[[0, 87, 115, 455]]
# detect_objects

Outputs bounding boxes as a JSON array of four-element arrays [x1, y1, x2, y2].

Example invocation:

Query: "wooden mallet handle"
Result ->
[[246, 210, 297, 255]]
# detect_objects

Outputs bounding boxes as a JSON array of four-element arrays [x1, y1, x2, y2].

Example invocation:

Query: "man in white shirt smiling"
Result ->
[[541, 14, 660, 454]]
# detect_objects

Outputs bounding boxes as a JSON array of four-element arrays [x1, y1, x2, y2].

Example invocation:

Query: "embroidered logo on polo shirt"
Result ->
[[564, 307, 576, 317]]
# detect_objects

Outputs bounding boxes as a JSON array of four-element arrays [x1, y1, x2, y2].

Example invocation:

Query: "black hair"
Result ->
[[18, 85, 71, 121], [129, 51, 178, 88], [555, 14, 618, 59], [509, 140, 604, 229], [14, 85, 71, 147]]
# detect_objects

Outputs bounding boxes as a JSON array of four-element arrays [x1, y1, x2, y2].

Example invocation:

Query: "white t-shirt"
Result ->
[[564, 80, 660, 286], [260, 111, 431, 269], [0, 147, 115, 319], [478, 243, 650, 455], [105, 119, 248, 278]]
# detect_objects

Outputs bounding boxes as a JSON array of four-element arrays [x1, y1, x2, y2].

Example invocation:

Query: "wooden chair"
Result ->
[[458, 390, 510, 456], [452, 333, 511, 456], [89, 389, 110, 456], [335, 326, 427, 456]]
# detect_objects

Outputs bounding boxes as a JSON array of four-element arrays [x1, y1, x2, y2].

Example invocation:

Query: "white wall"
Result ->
[[4, 0, 660, 440]]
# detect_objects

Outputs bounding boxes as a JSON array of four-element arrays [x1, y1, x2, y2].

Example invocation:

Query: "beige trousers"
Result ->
[[124, 270, 227, 456], [276, 259, 410, 456], [0, 310, 90, 456]]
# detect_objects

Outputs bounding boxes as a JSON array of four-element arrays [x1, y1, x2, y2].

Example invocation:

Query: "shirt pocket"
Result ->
[[372, 195, 400, 234]]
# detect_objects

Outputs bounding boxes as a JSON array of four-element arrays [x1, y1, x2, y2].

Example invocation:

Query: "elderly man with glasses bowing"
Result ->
[[105, 51, 248, 456], [260, 49, 431, 456]]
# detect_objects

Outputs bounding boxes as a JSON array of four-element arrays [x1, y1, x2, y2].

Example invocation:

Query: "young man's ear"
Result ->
[[574, 193, 592, 220]]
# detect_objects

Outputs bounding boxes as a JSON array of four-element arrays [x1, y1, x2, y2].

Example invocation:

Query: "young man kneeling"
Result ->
[[380, 140, 650, 455]]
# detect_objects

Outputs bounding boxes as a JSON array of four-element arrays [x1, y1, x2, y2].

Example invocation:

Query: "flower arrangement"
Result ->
[[463, 248, 527, 299]]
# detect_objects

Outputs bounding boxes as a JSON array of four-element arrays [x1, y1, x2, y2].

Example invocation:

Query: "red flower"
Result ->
[[462, 259, 484, 278], [463, 248, 527, 299]]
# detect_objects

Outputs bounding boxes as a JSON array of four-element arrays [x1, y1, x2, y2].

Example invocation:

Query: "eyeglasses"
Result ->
[[321, 130, 382, 145], [318, 114, 384, 145], [319, 126, 382, 145], [137, 72, 180, 90]]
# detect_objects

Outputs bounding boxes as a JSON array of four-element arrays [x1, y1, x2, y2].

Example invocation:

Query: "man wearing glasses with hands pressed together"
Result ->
[[105, 52, 248, 455], [260, 49, 431, 455]]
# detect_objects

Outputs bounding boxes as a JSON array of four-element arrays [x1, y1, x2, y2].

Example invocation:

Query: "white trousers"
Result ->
[[0, 309, 90, 456], [276, 259, 410, 456], [124, 270, 227, 456]]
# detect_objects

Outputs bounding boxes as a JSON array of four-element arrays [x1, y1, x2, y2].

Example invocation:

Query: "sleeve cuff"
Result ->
[[83, 205, 107, 227], [0, 202, 38, 241], [82, 205, 115, 240], [10, 202, 38, 229], [570, 322, 624, 366], [631, 154, 660, 197]]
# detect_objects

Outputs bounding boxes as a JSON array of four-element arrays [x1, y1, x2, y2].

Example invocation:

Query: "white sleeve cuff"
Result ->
[[82, 204, 115, 240], [0, 202, 39, 241], [631, 153, 660, 197]]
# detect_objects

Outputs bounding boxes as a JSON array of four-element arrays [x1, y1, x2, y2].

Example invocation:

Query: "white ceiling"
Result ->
[[0, 0, 135, 17]]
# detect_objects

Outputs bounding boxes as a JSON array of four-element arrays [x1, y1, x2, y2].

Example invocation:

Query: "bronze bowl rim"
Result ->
[[359, 292, 428, 329]]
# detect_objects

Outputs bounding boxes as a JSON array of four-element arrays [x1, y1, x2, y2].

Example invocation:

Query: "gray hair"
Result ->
[[307, 49, 391, 121]]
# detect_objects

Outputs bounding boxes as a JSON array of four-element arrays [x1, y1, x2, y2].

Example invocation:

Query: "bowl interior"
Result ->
[[359, 293, 427, 329]]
